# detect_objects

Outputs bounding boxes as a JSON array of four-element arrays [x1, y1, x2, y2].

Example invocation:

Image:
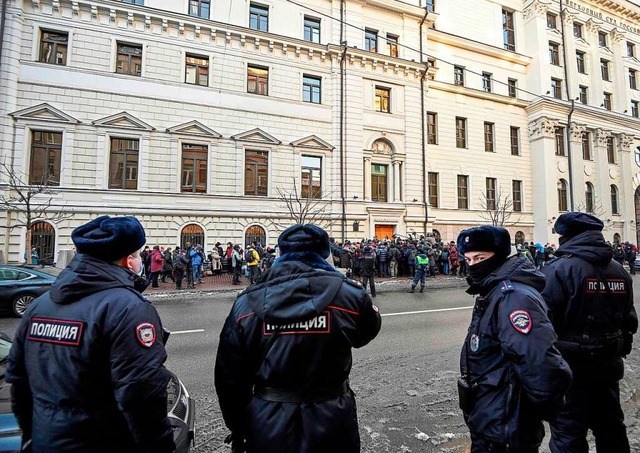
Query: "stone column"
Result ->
[[561, 10, 579, 99], [585, 19, 604, 108], [569, 123, 587, 210], [363, 157, 371, 201], [528, 116, 559, 243], [392, 160, 400, 202], [618, 134, 636, 241], [523, 1, 552, 96], [611, 28, 627, 112], [594, 129, 612, 218]]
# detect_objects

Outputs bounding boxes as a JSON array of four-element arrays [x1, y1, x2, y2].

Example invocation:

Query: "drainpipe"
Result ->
[[419, 8, 429, 237], [339, 0, 346, 242], [559, 0, 575, 211], [0, 0, 7, 70]]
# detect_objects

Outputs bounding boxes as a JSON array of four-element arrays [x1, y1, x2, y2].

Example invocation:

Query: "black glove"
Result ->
[[622, 332, 633, 358], [224, 433, 247, 453]]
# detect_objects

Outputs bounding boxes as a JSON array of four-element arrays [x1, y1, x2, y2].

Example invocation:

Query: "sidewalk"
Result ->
[[145, 271, 468, 299]]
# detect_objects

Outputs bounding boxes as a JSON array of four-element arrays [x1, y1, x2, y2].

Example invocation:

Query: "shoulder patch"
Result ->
[[509, 310, 532, 334], [28, 318, 84, 346], [500, 280, 514, 294], [136, 322, 156, 348]]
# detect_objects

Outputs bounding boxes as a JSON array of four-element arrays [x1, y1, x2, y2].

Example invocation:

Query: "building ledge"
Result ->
[[428, 80, 530, 107]]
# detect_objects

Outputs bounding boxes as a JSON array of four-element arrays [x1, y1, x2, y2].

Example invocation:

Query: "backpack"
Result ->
[[362, 254, 375, 272], [245, 249, 256, 264], [174, 256, 186, 270]]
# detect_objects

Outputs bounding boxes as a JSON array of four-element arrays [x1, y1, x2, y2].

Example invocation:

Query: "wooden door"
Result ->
[[375, 225, 395, 240]]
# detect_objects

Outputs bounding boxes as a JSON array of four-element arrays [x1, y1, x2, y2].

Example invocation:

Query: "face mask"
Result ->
[[467, 255, 503, 285]]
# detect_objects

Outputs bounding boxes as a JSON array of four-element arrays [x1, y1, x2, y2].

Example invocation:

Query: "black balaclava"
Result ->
[[467, 254, 505, 285]]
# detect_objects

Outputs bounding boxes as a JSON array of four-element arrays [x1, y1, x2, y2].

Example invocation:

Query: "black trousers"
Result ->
[[471, 433, 538, 453], [175, 269, 184, 288], [549, 379, 630, 453], [362, 273, 376, 297], [629, 260, 636, 274], [232, 263, 242, 284], [149, 271, 160, 288]]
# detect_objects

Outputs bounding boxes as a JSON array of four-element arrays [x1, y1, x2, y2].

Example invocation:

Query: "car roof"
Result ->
[[0, 265, 61, 279]]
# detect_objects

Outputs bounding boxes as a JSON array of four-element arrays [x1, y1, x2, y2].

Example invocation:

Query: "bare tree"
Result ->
[[574, 196, 609, 230], [274, 178, 339, 231], [478, 188, 522, 227], [0, 162, 73, 262]]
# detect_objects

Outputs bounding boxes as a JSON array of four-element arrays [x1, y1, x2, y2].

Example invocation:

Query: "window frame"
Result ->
[[573, 22, 583, 38], [628, 41, 636, 58], [551, 77, 562, 99], [632, 100, 639, 118], [180, 142, 208, 193], [249, 2, 269, 32], [603, 92, 612, 111], [302, 74, 322, 104], [601, 59, 610, 81], [304, 16, 321, 43], [386, 34, 399, 58], [502, 9, 515, 52], [301, 155, 322, 199], [547, 13, 557, 30], [456, 117, 467, 149], [482, 72, 492, 92], [582, 132, 592, 160], [607, 136, 616, 164], [629, 69, 637, 90], [512, 180, 522, 212], [457, 175, 469, 209], [374, 86, 391, 113], [555, 127, 566, 156], [610, 184, 619, 214], [484, 122, 495, 152], [485, 177, 497, 211], [185, 53, 209, 86], [579, 85, 588, 104], [427, 112, 437, 145], [188, 0, 210, 19], [558, 179, 568, 212], [549, 42, 560, 66], [510, 126, 520, 156], [108, 137, 140, 190], [29, 130, 62, 186], [244, 149, 269, 196], [508, 78, 517, 98], [371, 163, 388, 202], [576, 50, 586, 74], [115, 42, 143, 77], [247, 64, 269, 96], [585, 182, 594, 213], [598, 31, 608, 47], [428, 172, 438, 207], [454, 65, 464, 86], [365, 29, 378, 53], [39, 29, 68, 66]]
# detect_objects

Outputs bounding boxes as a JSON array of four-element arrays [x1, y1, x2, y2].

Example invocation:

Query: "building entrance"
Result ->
[[375, 224, 395, 240]]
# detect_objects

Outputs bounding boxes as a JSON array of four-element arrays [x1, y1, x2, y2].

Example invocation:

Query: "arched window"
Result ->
[[613, 233, 621, 244], [557, 179, 568, 212], [515, 231, 525, 245], [30, 221, 56, 264], [585, 182, 594, 213], [181, 224, 204, 250], [245, 225, 266, 248], [635, 146, 640, 167], [432, 229, 441, 243], [610, 185, 619, 215]]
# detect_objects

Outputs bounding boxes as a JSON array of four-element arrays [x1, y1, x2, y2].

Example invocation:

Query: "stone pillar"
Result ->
[[610, 28, 627, 112], [585, 19, 604, 108], [561, 10, 579, 99], [523, 1, 552, 96], [392, 160, 400, 202], [618, 134, 636, 241], [528, 116, 559, 243], [569, 122, 587, 209], [363, 157, 371, 201], [594, 129, 612, 217]]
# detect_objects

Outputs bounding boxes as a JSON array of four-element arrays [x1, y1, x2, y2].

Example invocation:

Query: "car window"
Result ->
[[15, 272, 33, 280], [0, 269, 21, 281], [0, 338, 10, 362], [34, 267, 63, 278]]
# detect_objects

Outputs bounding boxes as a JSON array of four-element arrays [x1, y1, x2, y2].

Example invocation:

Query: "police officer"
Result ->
[[6, 216, 175, 453], [408, 247, 429, 293], [457, 226, 572, 453], [361, 245, 377, 297], [215, 224, 381, 453], [541, 212, 638, 453]]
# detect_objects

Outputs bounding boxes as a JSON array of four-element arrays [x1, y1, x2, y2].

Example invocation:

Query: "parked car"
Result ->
[[0, 331, 194, 452], [0, 266, 62, 317]]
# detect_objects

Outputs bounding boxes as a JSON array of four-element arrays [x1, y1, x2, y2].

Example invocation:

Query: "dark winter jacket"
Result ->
[[377, 245, 388, 262], [541, 231, 637, 382], [215, 252, 381, 453], [460, 255, 572, 449], [6, 254, 174, 453], [339, 248, 353, 269], [360, 251, 376, 275]]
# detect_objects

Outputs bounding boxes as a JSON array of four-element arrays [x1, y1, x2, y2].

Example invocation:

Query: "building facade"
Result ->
[[0, 0, 638, 263]]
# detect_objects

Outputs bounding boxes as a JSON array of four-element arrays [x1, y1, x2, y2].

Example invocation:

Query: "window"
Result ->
[[628, 41, 636, 58], [630, 69, 637, 90], [116, 43, 142, 76], [601, 59, 610, 81], [558, 179, 568, 211], [502, 9, 515, 51], [303, 75, 321, 104], [121, 0, 144, 4], [582, 132, 591, 160], [482, 72, 492, 92], [603, 92, 612, 110], [30, 221, 56, 265], [579, 85, 588, 104], [549, 42, 560, 65], [555, 127, 565, 156], [245, 225, 266, 248], [607, 136, 615, 164], [250, 3, 269, 31], [598, 31, 608, 47], [181, 144, 207, 193], [551, 78, 562, 99], [304, 16, 321, 43], [573, 22, 583, 38], [547, 13, 557, 29], [510, 127, 520, 156], [632, 100, 639, 118], [484, 122, 495, 152], [576, 51, 586, 73], [387, 34, 399, 57], [365, 29, 378, 52], [611, 185, 619, 214], [245, 150, 268, 196], [457, 175, 469, 209], [185, 54, 209, 86], [39, 30, 68, 65], [247, 65, 268, 95], [454, 66, 464, 86], [585, 182, 594, 213], [30, 131, 61, 185], [486, 178, 497, 210], [181, 224, 204, 250], [109, 138, 139, 190], [508, 78, 517, 98], [301, 155, 322, 198], [375, 86, 390, 113], [428, 172, 438, 207], [189, 0, 209, 19], [427, 112, 437, 145], [371, 164, 388, 202], [426, 0, 435, 13], [512, 180, 522, 212], [456, 117, 467, 148]]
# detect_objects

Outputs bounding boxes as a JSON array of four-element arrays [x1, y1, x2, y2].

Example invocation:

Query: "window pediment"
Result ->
[[92, 111, 155, 131], [290, 135, 334, 151], [10, 103, 80, 124], [166, 120, 221, 138], [231, 128, 281, 145]]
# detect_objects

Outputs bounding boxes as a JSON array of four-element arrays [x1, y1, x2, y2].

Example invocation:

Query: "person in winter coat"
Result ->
[[389, 243, 400, 278], [245, 245, 261, 285], [6, 216, 175, 453], [231, 245, 244, 285], [360, 246, 377, 298], [405, 245, 417, 277], [161, 247, 175, 283], [457, 226, 572, 453], [449, 244, 460, 276], [626, 244, 637, 275], [541, 213, 637, 453], [215, 224, 381, 453], [173, 249, 188, 289], [408, 248, 429, 293], [149, 245, 164, 288], [377, 243, 389, 277], [190, 246, 204, 284]]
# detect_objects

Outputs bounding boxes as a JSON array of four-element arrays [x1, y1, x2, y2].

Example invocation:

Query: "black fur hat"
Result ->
[[457, 226, 511, 259], [278, 224, 331, 259], [72, 215, 146, 262]]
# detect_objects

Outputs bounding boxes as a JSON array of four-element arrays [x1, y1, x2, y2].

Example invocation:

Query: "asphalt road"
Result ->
[[0, 277, 638, 452]]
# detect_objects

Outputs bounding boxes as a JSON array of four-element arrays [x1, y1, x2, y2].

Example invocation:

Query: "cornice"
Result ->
[[358, 0, 437, 23], [428, 80, 530, 108], [427, 30, 531, 66]]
